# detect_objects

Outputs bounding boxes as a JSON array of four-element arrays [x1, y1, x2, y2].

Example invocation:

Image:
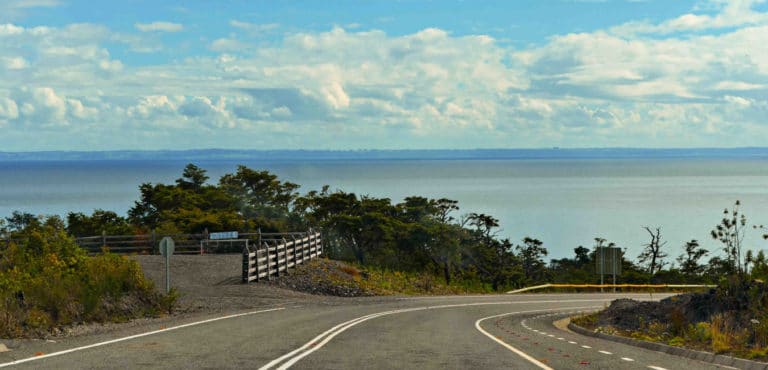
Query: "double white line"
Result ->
[[259, 299, 609, 370]]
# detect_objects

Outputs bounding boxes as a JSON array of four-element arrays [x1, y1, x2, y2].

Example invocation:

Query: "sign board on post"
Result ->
[[595, 247, 622, 275], [159, 237, 174, 294], [159, 237, 175, 256], [596, 246, 622, 292], [209, 231, 238, 240]]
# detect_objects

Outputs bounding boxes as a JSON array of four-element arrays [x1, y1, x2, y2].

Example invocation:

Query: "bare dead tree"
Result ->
[[638, 226, 668, 276]]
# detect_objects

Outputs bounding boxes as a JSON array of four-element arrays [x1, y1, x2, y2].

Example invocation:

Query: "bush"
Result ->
[[0, 217, 172, 338]]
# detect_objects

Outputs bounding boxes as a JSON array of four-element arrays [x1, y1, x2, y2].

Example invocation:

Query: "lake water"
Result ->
[[1, 158, 767, 261]]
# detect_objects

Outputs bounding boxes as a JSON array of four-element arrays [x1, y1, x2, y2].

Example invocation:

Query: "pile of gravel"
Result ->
[[264, 258, 376, 297]]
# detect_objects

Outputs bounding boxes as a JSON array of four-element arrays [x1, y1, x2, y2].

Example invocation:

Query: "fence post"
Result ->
[[151, 229, 157, 255], [101, 230, 107, 249], [254, 240, 260, 282], [266, 240, 272, 281], [242, 244, 250, 283], [291, 235, 297, 269]]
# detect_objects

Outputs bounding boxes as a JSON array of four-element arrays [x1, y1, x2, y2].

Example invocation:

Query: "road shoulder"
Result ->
[[568, 321, 768, 370]]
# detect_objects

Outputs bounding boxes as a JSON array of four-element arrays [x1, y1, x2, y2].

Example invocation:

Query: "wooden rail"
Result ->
[[74, 232, 205, 254], [71, 229, 321, 256], [242, 231, 322, 283]]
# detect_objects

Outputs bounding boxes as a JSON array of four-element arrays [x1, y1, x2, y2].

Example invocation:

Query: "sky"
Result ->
[[1, 0, 767, 151]]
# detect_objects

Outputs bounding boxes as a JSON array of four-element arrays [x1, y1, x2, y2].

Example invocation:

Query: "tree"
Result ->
[[67, 209, 133, 236], [676, 239, 708, 278], [549, 246, 593, 284], [516, 237, 549, 283], [637, 226, 668, 276], [4, 211, 38, 232], [710, 200, 747, 276], [175, 163, 209, 191], [219, 166, 300, 221], [751, 250, 768, 280]]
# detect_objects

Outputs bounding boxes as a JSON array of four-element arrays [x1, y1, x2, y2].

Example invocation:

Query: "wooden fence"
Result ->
[[75, 232, 207, 254], [242, 231, 322, 283], [71, 230, 319, 256]]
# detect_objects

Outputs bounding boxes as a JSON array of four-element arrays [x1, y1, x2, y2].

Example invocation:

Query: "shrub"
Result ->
[[0, 217, 171, 338]]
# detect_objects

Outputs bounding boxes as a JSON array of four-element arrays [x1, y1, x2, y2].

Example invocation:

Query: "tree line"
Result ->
[[3, 164, 767, 291]]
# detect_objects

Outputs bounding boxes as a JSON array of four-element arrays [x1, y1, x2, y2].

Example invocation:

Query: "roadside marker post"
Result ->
[[159, 237, 175, 294]]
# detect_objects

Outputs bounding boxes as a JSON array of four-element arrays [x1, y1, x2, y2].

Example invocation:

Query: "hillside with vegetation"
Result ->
[[0, 218, 174, 338]]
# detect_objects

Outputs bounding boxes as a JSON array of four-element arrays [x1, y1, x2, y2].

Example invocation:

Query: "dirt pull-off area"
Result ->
[[131, 254, 324, 313]]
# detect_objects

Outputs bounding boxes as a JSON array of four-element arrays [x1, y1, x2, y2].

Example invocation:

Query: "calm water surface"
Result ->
[[1, 158, 767, 260]]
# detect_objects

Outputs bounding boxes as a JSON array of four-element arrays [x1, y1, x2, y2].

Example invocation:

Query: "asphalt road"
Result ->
[[0, 293, 739, 369]]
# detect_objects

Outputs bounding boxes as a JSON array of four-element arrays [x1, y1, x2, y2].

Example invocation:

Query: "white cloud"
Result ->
[[229, 20, 279, 32], [209, 38, 248, 52], [0, 23, 24, 35], [0, 0, 60, 21], [134, 21, 183, 33], [611, 0, 768, 35], [0, 98, 19, 125], [2, 56, 28, 69]]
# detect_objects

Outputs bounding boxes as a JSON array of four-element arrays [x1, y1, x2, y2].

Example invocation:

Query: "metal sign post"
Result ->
[[159, 237, 175, 294]]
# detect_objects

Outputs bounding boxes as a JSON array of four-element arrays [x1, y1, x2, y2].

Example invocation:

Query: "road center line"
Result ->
[[598, 350, 613, 355], [622, 357, 635, 362], [475, 306, 600, 370], [0, 307, 285, 369]]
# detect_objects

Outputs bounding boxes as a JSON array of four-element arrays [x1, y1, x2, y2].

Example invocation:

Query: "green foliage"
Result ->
[[0, 218, 169, 338], [67, 209, 134, 236], [677, 239, 708, 281]]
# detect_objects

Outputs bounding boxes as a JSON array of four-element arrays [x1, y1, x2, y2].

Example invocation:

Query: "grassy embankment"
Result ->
[[0, 220, 176, 338], [274, 258, 499, 296]]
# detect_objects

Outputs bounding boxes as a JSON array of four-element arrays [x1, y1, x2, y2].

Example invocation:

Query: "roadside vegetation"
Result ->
[[572, 201, 768, 361], [0, 217, 175, 338]]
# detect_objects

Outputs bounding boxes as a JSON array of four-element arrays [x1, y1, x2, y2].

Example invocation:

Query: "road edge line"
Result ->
[[0, 307, 285, 368]]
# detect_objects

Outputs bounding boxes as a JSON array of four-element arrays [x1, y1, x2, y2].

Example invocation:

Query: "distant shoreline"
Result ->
[[2, 148, 768, 161]]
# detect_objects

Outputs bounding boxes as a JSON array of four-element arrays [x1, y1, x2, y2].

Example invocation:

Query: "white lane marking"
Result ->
[[581, 345, 592, 349], [621, 357, 635, 362], [547, 334, 555, 337], [260, 300, 608, 369], [0, 307, 285, 369], [475, 306, 601, 370], [648, 367, 668, 370], [477, 314, 553, 370], [568, 341, 577, 344], [598, 350, 612, 355], [557, 337, 565, 341]]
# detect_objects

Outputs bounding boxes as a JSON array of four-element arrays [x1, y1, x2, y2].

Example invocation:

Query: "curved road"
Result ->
[[0, 293, 736, 369]]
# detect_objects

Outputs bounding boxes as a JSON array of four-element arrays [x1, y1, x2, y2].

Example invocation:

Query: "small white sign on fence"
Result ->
[[210, 231, 238, 240]]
